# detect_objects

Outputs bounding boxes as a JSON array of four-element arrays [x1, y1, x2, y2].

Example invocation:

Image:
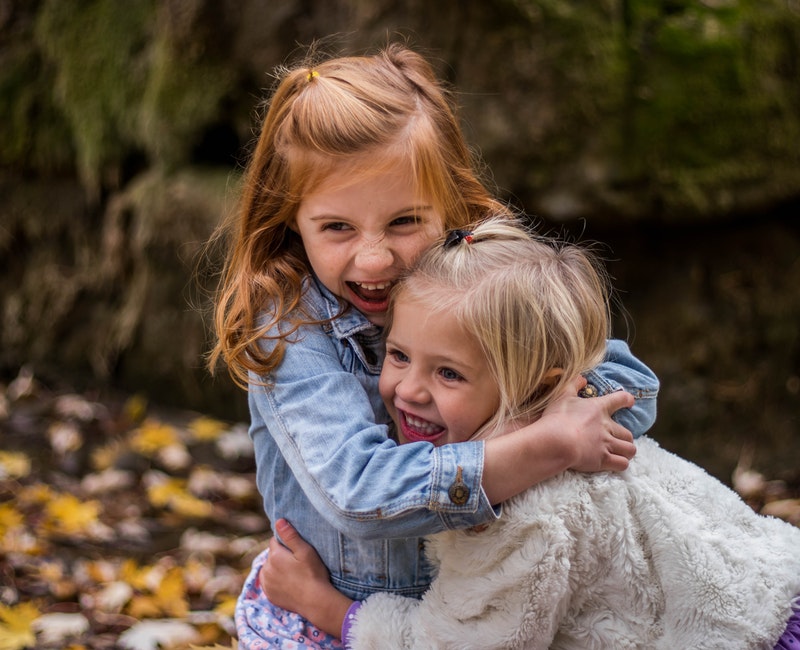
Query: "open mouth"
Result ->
[[346, 281, 395, 315], [398, 410, 446, 444]]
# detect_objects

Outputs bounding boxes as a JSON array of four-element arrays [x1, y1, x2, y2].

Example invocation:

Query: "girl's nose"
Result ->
[[395, 371, 429, 405], [354, 238, 393, 273]]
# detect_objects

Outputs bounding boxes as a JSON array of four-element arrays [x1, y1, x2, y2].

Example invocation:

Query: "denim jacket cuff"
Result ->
[[429, 441, 500, 528]]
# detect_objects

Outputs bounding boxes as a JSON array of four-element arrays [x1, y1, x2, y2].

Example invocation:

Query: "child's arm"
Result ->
[[260, 519, 352, 638], [254, 316, 643, 538], [481, 375, 636, 505]]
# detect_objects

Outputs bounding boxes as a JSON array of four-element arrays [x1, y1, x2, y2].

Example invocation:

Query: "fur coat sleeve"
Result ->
[[348, 437, 800, 650]]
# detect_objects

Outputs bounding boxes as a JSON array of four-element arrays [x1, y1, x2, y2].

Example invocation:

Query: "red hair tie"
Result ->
[[443, 229, 474, 248]]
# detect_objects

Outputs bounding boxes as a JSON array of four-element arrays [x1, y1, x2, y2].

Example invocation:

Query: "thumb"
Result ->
[[274, 518, 307, 554]]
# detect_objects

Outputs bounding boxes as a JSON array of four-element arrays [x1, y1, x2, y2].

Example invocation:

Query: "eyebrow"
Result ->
[[307, 205, 435, 221]]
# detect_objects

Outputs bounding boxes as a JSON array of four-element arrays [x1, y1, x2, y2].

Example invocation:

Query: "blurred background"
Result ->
[[2, 0, 799, 484]]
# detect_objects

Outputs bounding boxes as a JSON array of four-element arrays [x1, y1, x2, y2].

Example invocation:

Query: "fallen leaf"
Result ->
[[90, 439, 127, 471], [215, 425, 253, 460], [156, 443, 193, 471], [0, 502, 24, 532], [47, 421, 84, 455], [117, 619, 200, 650], [17, 483, 57, 506], [123, 394, 149, 424], [180, 529, 230, 555], [0, 602, 39, 650], [53, 393, 105, 421], [81, 467, 137, 495], [44, 493, 102, 536], [131, 420, 181, 457], [146, 476, 214, 518], [0, 451, 31, 479], [188, 417, 228, 442], [92, 581, 134, 613], [154, 567, 190, 618], [31, 612, 90, 644], [213, 595, 238, 618]]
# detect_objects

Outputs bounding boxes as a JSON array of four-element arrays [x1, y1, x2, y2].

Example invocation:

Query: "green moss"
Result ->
[[32, 1, 238, 192], [0, 41, 74, 172], [138, 18, 235, 170], [34, 0, 155, 195]]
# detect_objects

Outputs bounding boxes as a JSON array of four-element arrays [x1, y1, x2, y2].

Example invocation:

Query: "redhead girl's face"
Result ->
[[379, 295, 501, 446], [293, 164, 444, 327]]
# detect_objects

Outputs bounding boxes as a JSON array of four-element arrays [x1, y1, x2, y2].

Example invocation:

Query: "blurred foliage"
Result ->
[[0, 369, 263, 648], [0, 0, 797, 214]]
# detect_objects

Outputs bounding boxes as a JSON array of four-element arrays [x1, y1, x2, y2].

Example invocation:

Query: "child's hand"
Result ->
[[542, 375, 636, 473], [259, 518, 353, 638]]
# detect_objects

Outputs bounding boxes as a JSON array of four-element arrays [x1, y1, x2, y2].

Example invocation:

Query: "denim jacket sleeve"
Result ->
[[249, 317, 498, 540], [583, 339, 660, 438]]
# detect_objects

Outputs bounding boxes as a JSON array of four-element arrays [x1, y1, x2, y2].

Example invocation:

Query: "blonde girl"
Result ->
[[209, 44, 658, 648], [263, 217, 800, 650]]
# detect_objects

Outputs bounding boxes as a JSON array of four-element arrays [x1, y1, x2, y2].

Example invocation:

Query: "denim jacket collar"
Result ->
[[309, 274, 383, 341]]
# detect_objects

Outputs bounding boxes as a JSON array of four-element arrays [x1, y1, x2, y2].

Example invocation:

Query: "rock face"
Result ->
[[1, 1, 799, 479]]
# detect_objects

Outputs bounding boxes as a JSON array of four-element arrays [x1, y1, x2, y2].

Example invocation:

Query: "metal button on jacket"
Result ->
[[579, 383, 599, 398], [448, 467, 470, 505]]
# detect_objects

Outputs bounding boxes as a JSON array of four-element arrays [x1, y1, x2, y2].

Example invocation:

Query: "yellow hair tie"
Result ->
[[307, 70, 319, 81]]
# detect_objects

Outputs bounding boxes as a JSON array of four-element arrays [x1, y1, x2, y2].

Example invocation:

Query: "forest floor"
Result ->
[[1, 367, 264, 649], [1, 366, 799, 649]]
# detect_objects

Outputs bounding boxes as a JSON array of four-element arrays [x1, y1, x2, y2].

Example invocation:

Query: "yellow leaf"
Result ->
[[90, 440, 125, 471], [120, 559, 150, 591], [126, 593, 162, 619], [146, 478, 213, 518], [155, 567, 189, 618], [0, 503, 24, 533], [131, 420, 182, 456], [214, 595, 238, 618], [170, 492, 214, 519], [188, 416, 228, 442], [0, 525, 41, 555], [124, 394, 148, 423], [17, 483, 56, 506], [44, 494, 101, 535], [0, 602, 39, 650], [0, 451, 30, 479]]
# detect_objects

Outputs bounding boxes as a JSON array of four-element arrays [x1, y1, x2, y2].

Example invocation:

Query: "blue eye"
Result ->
[[388, 349, 409, 363], [439, 368, 463, 381]]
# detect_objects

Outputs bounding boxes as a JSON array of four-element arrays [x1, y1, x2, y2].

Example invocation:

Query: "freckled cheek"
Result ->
[[402, 237, 439, 267]]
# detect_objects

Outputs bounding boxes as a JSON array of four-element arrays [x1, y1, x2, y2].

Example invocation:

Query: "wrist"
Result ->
[[305, 589, 353, 640], [518, 422, 574, 471]]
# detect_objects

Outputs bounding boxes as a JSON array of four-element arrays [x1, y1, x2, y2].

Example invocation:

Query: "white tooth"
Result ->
[[406, 415, 438, 433], [357, 281, 389, 291]]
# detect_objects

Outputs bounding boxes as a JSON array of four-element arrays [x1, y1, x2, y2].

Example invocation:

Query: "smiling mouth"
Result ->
[[347, 281, 394, 304], [398, 410, 446, 444]]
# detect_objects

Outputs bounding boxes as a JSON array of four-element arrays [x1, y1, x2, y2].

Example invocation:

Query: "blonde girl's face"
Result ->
[[293, 164, 445, 327], [379, 295, 501, 446]]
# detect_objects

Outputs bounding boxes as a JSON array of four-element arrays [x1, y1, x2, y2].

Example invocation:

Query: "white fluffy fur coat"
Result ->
[[350, 437, 800, 649]]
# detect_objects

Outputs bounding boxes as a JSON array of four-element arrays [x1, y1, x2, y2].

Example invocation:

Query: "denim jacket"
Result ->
[[248, 276, 659, 601]]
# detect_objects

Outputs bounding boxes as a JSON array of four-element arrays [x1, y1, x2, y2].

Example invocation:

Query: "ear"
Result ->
[[540, 368, 564, 388]]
